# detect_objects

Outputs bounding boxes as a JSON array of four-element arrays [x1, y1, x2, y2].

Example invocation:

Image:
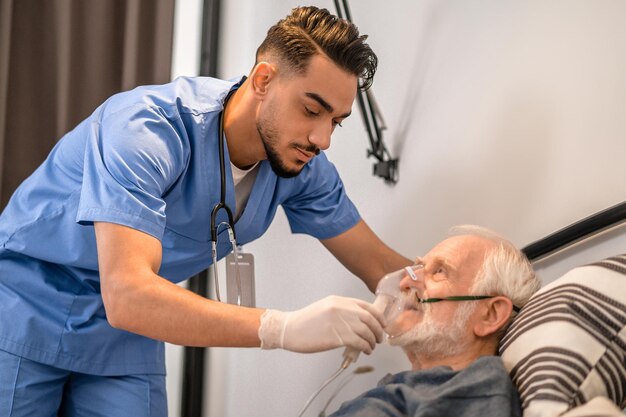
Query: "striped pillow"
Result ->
[[499, 255, 626, 417], [560, 396, 624, 417]]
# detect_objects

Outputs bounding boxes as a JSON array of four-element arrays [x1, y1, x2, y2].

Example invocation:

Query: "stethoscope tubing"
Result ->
[[210, 88, 238, 244]]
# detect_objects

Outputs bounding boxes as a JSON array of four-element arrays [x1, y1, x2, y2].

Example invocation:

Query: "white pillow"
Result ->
[[499, 255, 626, 417]]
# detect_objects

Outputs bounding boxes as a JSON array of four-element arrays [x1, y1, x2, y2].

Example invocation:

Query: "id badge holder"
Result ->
[[226, 248, 256, 307]]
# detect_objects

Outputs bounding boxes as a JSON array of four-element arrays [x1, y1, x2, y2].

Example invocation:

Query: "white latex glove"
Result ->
[[258, 295, 385, 354]]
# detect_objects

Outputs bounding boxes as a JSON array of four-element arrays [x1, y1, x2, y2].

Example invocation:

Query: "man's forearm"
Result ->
[[322, 220, 413, 292], [95, 221, 264, 347], [351, 245, 413, 292], [104, 269, 264, 347]]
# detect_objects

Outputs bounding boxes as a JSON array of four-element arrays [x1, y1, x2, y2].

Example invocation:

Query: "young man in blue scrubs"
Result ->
[[0, 6, 410, 416]]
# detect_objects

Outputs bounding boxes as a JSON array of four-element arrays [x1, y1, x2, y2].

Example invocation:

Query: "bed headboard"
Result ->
[[521, 201, 626, 263]]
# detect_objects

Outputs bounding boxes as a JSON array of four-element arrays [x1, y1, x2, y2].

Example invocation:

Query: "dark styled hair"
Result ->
[[255, 6, 378, 90]]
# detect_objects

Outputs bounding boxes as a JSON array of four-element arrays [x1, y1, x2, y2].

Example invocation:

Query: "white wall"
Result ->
[[170, 1, 626, 416]]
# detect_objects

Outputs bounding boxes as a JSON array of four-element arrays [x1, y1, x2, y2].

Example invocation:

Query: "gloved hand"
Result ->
[[258, 295, 385, 354]]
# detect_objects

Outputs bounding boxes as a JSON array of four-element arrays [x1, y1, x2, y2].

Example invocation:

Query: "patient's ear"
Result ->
[[473, 296, 513, 337]]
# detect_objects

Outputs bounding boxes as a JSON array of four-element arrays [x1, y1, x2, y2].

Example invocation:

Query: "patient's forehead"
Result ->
[[425, 235, 495, 279]]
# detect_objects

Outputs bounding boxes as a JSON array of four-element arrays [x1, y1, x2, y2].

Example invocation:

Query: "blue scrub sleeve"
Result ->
[[282, 155, 361, 240], [76, 103, 187, 240]]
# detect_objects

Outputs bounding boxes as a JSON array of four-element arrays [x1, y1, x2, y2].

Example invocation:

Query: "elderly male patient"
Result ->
[[329, 225, 541, 417]]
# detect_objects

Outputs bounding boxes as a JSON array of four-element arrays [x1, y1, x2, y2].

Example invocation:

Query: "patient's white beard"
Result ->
[[389, 301, 476, 358]]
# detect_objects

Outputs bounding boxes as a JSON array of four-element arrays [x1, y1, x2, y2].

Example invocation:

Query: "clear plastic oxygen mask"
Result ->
[[298, 266, 423, 417], [342, 264, 423, 367], [376, 264, 424, 341]]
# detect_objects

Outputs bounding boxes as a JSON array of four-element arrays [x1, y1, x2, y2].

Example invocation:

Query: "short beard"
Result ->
[[260, 131, 303, 178], [256, 107, 304, 179], [389, 301, 476, 358]]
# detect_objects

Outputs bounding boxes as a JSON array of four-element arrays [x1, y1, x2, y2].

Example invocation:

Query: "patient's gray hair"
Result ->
[[449, 225, 540, 320]]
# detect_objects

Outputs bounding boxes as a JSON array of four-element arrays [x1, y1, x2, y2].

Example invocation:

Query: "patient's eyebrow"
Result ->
[[430, 256, 458, 273], [305, 92, 352, 118]]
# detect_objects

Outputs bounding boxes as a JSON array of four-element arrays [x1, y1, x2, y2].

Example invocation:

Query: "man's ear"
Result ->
[[473, 296, 513, 337], [250, 61, 276, 98]]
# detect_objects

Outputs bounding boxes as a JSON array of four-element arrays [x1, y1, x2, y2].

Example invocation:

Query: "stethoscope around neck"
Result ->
[[209, 86, 243, 305]]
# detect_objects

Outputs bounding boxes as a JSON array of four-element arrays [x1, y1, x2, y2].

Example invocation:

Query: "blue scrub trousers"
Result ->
[[0, 349, 167, 417]]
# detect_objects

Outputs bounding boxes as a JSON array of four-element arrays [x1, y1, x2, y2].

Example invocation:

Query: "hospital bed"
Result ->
[[500, 200, 626, 416], [178, 201, 626, 417]]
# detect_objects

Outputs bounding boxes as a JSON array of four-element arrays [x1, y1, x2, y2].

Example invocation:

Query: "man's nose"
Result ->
[[308, 123, 332, 151], [399, 265, 424, 291]]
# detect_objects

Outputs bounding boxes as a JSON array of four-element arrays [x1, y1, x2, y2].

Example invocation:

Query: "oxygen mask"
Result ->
[[341, 264, 424, 368], [299, 264, 425, 417], [373, 265, 424, 341]]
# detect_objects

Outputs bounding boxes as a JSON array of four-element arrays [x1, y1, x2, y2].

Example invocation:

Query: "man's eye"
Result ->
[[333, 120, 343, 127], [305, 107, 319, 116]]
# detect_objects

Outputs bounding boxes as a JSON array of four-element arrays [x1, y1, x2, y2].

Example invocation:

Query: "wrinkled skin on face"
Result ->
[[388, 235, 495, 357]]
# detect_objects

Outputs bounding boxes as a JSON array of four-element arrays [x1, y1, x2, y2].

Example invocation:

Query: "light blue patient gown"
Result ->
[[0, 76, 360, 377]]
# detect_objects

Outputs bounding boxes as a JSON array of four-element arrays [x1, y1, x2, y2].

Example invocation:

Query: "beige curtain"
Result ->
[[0, 0, 175, 208]]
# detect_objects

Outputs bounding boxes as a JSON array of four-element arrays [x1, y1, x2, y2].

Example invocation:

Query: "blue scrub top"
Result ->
[[0, 76, 360, 376]]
